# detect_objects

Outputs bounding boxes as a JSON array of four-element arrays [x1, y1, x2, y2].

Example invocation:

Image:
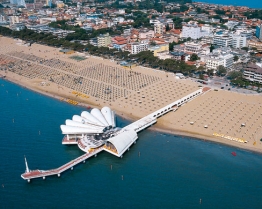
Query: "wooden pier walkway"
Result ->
[[21, 147, 103, 182]]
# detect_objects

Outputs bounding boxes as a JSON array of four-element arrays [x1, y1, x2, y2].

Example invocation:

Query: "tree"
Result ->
[[216, 65, 227, 76], [190, 53, 199, 61], [150, 41, 157, 46], [241, 47, 248, 52], [165, 24, 170, 32], [210, 44, 215, 52], [227, 71, 242, 80], [233, 55, 239, 62], [199, 73, 204, 80], [207, 69, 214, 76]]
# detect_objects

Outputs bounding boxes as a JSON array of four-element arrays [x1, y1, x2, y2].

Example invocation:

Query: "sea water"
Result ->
[[1, 79, 262, 209], [197, 0, 262, 9]]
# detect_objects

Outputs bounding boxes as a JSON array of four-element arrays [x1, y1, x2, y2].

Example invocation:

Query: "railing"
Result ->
[[21, 148, 103, 181]]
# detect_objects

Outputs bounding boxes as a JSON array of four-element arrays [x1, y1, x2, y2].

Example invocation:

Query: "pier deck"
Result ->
[[21, 147, 103, 182]]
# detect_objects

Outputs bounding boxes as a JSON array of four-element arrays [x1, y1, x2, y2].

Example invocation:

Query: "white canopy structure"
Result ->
[[81, 111, 105, 127], [61, 107, 140, 157], [105, 130, 138, 157], [65, 120, 104, 130], [61, 107, 116, 136], [91, 108, 109, 126], [60, 125, 103, 134], [101, 106, 115, 127]]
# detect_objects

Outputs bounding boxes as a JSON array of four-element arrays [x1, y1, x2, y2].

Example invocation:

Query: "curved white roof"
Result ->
[[72, 115, 91, 124], [81, 111, 105, 127], [101, 106, 114, 127], [60, 125, 103, 134], [91, 108, 109, 126], [106, 130, 138, 157], [65, 120, 103, 130]]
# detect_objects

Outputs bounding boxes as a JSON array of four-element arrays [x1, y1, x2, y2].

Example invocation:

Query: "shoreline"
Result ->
[[195, 1, 262, 9], [1, 36, 261, 155], [2, 75, 262, 155]]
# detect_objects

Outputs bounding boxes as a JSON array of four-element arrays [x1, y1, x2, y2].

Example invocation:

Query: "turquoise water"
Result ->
[[1, 79, 262, 208], [197, 0, 262, 9]]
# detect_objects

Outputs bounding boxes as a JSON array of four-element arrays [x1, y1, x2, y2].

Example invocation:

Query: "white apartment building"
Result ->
[[205, 52, 234, 69], [9, 16, 20, 25], [213, 34, 232, 47], [154, 23, 164, 35], [201, 24, 212, 34], [0, 15, 6, 23], [131, 42, 149, 54], [243, 63, 262, 84], [184, 42, 202, 53], [97, 33, 111, 47], [139, 29, 155, 39], [181, 23, 209, 39], [232, 35, 247, 48]]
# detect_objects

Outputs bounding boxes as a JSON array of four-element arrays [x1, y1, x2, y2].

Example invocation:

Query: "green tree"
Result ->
[[227, 71, 242, 80], [233, 55, 239, 62], [190, 53, 199, 61], [216, 65, 227, 76], [241, 47, 248, 52], [199, 73, 204, 80], [210, 44, 215, 52]]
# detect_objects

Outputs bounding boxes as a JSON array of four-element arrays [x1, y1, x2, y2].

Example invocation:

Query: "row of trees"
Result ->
[[2, 26, 254, 83], [0, 25, 198, 76]]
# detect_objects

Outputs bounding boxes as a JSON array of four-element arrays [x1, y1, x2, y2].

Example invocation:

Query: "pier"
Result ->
[[21, 147, 103, 182], [21, 88, 208, 182]]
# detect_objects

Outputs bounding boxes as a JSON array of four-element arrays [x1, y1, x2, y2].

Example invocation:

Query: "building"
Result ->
[[97, 33, 111, 48], [213, 34, 232, 47], [184, 42, 202, 53], [243, 63, 262, 84], [0, 15, 7, 23], [248, 40, 262, 52], [112, 36, 127, 50], [56, 1, 65, 8], [154, 23, 164, 35], [232, 35, 247, 48], [256, 24, 262, 40], [9, 23, 25, 31], [239, 30, 253, 40], [148, 43, 169, 57], [9, 16, 20, 25], [205, 51, 234, 69], [180, 23, 208, 40], [131, 42, 148, 54], [139, 29, 154, 39], [170, 51, 187, 61]]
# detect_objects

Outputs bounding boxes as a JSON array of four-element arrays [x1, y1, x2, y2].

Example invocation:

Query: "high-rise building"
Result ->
[[181, 23, 208, 40], [154, 23, 164, 35], [256, 25, 262, 40], [213, 34, 233, 47], [131, 42, 148, 54], [232, 35, 247, 48], [97, 33, 111, 47]]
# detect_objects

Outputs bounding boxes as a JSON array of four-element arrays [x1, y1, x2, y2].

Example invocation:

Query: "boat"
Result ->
[[231, 152, 237, 156]]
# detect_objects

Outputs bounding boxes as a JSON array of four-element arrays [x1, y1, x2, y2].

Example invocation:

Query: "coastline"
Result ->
[[195, 1, 262, 9], [2, 75, 262, 155], [1, 36, 262, 154]]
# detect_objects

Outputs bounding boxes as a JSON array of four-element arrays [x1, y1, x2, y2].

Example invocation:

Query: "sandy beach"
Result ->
[[1, 36, 262, 153]]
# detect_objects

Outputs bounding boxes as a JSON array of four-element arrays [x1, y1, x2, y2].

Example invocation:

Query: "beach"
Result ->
[[1, 36, 262, 153]]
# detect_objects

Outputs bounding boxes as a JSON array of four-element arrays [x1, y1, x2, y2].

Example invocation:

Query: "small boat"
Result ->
[[231, 152, 237, 156]]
